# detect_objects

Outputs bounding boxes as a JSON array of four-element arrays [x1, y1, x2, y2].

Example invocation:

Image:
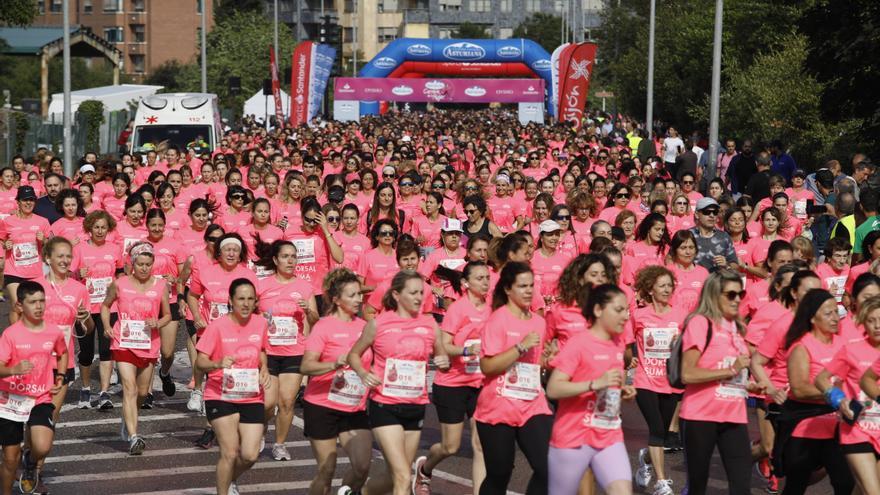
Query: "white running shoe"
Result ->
[[653, 479, 674, 495], [635, 448, 655, 489], [272, 443, 291, 461], [337, 486, 353, 495], [228, 482, 241, 495], [187, 388, 203, 412], [260, 437, 266, 455]]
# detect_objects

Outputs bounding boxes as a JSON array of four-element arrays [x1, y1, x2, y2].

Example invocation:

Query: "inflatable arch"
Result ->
[[358, 38, 553, 115]]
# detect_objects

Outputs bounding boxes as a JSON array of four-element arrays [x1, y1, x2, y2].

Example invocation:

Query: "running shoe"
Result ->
[[755, 457, 771, 481], [19, 451, 37, 494], [260, 437, 265, 455], [635, 448, 654, 489], [653, 479, 674, 495], [141, 392, 154, 410], [195, 428, 215, 449], [412, 456, 431, 495], [78, 388, 91, 409], [187, 388, 203, 412], [98, 391, 113, 410], [159, 370, 176, 397], [337, 486, 353, 495], [129, 435, 146, 456], [228, 482, 241, 495], [272, 443, 291, 461], [766, 475, 779, 494]]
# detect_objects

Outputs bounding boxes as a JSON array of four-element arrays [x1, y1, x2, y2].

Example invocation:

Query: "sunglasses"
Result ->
[[465, 208, 478, 215], [208, 237, 223, 243], [722, 290, 747, 301], [554, 215, 571, 221], [465, 186, 480, 191], [400, 182, 414, 187], [598, 155, 608, 159], [615, 193, 629, 199], [378, 230, 396, 237], [432, 183, 446, 189], [326, 216, 340, 222], [701, 209, 720, 216], [682, 180, 695, 185], [231, 194, 246, 200], [674, 201, 688, 206], [513, 178, 523, 183], [303, 216, 318, 224], [383, 174, 395, 178]]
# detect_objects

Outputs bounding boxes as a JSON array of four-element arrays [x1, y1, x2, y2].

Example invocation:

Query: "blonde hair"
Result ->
[[857, 295, 880, 326], [686, 269, 745, 335]]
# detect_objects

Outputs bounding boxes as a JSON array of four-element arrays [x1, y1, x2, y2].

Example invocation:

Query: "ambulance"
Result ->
[[130, 93, 222, 153]]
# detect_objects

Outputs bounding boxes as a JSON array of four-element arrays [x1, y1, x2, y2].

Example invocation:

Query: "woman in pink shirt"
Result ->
[[622, 213, 668, 285], [155, 183, 189, 233], [778, 289, 854, 494], [359, 219, 400, 293], [679, 270, 754, 495], [723, 208, 749, 269], [667, 193, 695, 235], [48, 189, 87, 245], [531, 220, 573, 296], [78, 183, 99, 215], [285, 199, 344, 296], [101, 173, 131, 222], [550, 205, 582, 259], [742, 207, 784, 280], [240, 198, 284, 276], [334, 204, 371, 272], [195, 278, 270, 495], [473, 262, 553, 495], [665, 231, 709, 313], [547, 284, 635, 495], [816, 237, 852, 312], [817, 295, 880, 492], [630, 265, 687, 495], [415, 262, 491, 492], [347, 271, 449, 495], [101, 242, 171, 455], [115, 195, 148, 260], [546, 254, 597, 346], [302, 269, 372, 495], [597, 183, 631, 225], [411, 192, 447, 258], [738, 240, 793, 320], [255, 240, 318, 461], [365, 237, 436, 320], [216, 186, 252, 235], [1, 185, 50, 313]]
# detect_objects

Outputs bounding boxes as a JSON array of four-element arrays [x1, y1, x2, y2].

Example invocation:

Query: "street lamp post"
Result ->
[[200, 0, 207, 93], [62, 0, 72, 176], [646, 0, 655, 138], [707, 0, 723, 180]]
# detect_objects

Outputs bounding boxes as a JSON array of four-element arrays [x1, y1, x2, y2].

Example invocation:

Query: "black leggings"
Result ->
[[476, 414, 552, 495], [635, 389, 680, 446], [782, 436, 854, 495], [681, 419, 751, 495], [77, 313, 115, 367]]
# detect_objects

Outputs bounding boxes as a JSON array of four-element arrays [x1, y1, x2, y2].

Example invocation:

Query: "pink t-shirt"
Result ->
[[149, 234, 187, 297], [115, 220, 148, 259], [216, 208, 251, 235], [239, 223, 285, 263], [757, 312, 795, 391], [667, 215, 695, 235], [545, 303, 588, 347], [110, 276, 165, 360], [679, 315, 750, 424], [530, 248, 573, 295], [0, 322, 67, 405], [487, 196, 521, 233], [71, 240, 123, 313], [839, 315, 867, 344], [786, 188, 815, 220], [598, 206, 626, 224], [0, 187, 17, 217], [790, 332, 844, 439], [473, 306, 553, 427], [433, 296, 490, 389], [823, 338, 880, 445], [816, 262, 850, 304], [256, 276, 313, 357], [359, 247, 397, 290], [333, 231, 371, 272], [740, 278, 770, 319], [190, 263, 258, 332], [304, 316, 372, 412], [285, 230, 333, 294], [629, 305, 688, 394], [367, 273, 434, 315], [162, 207, 190, 233], [411, 214, 447, 250], [1, 214, 51, 279], [36, 276, 88, 370], [550, 331, 626, 449], [847, 262, 871, 295], [196, 314, 267, 404], [745, 300, 787, 348], [49, 216, 88, 243], [668, 263, 709, 313], [101, 194, 127, 221], [368, 311, 437, 406]]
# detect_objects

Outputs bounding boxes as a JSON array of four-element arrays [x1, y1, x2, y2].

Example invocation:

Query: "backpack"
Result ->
[[667, 318, 713, 389]]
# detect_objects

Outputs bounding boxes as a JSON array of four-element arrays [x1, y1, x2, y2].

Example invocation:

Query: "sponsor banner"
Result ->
[[269, 45, 284, 125], [389, 61, 536, 78], [308, 44, 336, 122], [557, 42, 597, 130], [290, 41, 314, 126], [550, 43, 571, 119], [334, 78, 545, 103]]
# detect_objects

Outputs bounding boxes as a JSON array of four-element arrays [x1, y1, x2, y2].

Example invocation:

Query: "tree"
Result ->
[[452, 22, 490, 39], [0, 56, 125, 107], [513, 13, 569, 55], [144, 60, 199, 93], [0, 0, 37, 27], [213, 0, 264, 24]]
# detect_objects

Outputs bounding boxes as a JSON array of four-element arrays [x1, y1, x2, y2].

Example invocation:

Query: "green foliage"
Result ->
[[144, 60, 198, 93], [14, 113, 29, 154], [0, 0, 38, 27], [513, 13, 570, 55], [77, 100, 105, 153], [214, 0, 265, 24], [0, 57, 124, 107], [452, 22, 490, 39]]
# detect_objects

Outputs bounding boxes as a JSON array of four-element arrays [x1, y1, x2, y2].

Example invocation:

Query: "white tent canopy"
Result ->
[[243, 89, 289, 122]]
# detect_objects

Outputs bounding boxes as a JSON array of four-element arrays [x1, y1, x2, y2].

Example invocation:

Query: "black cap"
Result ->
[[16, 186, 36, 201], [793, 169, 807, 179]]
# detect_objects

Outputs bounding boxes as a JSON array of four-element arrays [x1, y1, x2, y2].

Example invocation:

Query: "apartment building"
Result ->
[[31, 0, 214, 79]]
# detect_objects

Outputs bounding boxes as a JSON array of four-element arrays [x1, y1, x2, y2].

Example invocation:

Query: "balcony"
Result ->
[[403, 8, 429, 22]]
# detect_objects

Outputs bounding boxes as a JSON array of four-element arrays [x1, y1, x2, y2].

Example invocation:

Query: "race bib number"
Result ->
[[794, 200, 807, 219], [267, 316, 298, 346], [825, 276, 847, 302], [857, 391, 880, 431], [328, 370, 368, 406], [501, 362, 541, 401], [221, 368, 260, 400], [716, 357, 748, 399], [292, 238, 316, 264], [0, 391, 36, 423], [439, 258, 466, 271], [463, 339, 481, 374], [643, 327, 676, 359], [382, 358, 426, 398], [87, 277, 113, 305], [13, 242, 38, 267], [209, 302, 229, 322], [586, 387, 622, 430], [119, 320, 151, 350]]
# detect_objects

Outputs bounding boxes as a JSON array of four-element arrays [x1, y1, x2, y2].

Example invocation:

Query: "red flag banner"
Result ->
[[290, 41, 314, 127], [555, 43, 577, 114], [557, 42, 597, 130], [269, 45, 284, 125]]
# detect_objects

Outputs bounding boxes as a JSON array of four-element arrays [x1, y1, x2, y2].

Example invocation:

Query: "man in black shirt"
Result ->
[[33, 173, 64, 224], [744, 151, 772, 202], [727, 140, 757, 195]]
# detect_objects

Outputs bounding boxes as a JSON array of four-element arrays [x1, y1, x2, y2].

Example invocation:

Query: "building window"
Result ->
[[103, 0, 122, 12], [344, 0, 354, 12], [526, 0, 540, 11], [130, 54, 145, 73], [469, 0, 489, 11], [131, 24, 145, 42], [498, 27, 514, 38], [377, 0, 397, 12], [132, 0, 145, 11], [104, 26, 124, 43], [378, 27, 397, 43], [438, 0, 461, 11], [50, 0, 62, 13], [38, 1, 45, 14], [343, 27, 354, 43], [84, 0, 93, 13], [499, 0, 512, 11]]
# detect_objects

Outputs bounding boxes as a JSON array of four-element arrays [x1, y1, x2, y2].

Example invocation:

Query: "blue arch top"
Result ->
[[357, 38, 553, 115]]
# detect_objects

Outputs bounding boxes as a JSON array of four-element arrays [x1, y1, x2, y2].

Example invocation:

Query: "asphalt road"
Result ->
[[0, 301, 833, 494]]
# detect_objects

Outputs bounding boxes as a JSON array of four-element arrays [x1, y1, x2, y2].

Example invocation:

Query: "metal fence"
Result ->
[[1, 108, 131, 165]]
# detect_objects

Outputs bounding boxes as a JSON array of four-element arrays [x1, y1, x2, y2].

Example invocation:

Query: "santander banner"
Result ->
[[557, 42, 597, 130], [290, 41, 313, 126], [334, 78, 545, 103], [269, 45, 284, 125]]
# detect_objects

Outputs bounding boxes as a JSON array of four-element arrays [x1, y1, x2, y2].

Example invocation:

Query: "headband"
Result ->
[[129, 242, 154, 262], [219, 238, 243, 250]]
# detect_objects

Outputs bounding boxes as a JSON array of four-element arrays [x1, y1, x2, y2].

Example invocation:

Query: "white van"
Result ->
[[130, 93, 222, 153]]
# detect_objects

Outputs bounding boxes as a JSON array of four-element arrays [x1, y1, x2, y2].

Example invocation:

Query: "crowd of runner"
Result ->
[[0, 108, 878, 495]]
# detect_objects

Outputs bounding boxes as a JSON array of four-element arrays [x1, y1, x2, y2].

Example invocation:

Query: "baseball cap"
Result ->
[[538, 220, 562, 234], [16, 185, 37, 201], [695, 197, 720, 212], [79, 164, 96, 174], [792, 169, 807, 179], [441, 218, 464, 233]]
